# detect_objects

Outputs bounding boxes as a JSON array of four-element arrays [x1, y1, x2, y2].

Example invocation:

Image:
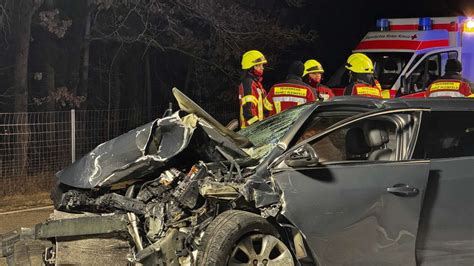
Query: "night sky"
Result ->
[[265, 0, 473, 84]]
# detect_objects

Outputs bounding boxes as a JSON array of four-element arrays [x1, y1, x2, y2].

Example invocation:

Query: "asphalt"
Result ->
[[0, 207, 53, 234]]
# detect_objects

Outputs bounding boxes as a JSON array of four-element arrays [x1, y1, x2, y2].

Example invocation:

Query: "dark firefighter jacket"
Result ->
[[239, 71, 267, 128]]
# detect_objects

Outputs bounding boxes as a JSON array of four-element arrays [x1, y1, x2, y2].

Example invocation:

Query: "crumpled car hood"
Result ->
[[56, 112, 197, 188]]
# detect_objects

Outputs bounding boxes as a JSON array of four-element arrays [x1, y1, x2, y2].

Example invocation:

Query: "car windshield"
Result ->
[[238, 104, 313, 159], [327, 52, 413, 90]]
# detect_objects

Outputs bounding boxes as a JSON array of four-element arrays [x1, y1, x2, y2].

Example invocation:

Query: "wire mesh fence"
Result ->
[[0, 107, 161, 198]]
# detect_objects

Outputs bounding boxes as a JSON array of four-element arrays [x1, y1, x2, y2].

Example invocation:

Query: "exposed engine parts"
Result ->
[[46, 160, 281, 264]]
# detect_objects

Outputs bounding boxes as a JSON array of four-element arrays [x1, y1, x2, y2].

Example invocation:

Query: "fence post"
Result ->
[[71, 109, 76, 163]]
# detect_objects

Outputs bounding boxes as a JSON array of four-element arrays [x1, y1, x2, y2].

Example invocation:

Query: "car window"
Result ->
[[295, 115, 351, 144], [304, 117, 397, 163], [413, 111, 474, 159]]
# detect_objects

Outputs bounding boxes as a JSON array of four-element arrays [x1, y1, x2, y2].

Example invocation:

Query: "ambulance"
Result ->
[[327, 17, 474, 98]]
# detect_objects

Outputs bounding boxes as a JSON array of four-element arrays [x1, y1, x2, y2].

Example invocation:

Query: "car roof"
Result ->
[[321, 96, 474, 112]]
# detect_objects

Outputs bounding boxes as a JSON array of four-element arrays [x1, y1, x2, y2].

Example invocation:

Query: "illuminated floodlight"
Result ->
[[465, 19, 474, 33]]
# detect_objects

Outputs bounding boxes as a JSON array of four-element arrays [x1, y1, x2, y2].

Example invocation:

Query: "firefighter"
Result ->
[[343, 53, 383, 98], [264, 61, 316, 116], [303, 59, 335, 101], [239, 50, 268, 128], [425, 58, 473, 97]]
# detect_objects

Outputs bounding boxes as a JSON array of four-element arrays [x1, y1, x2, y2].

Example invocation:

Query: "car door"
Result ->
[[411, 110, 474, 265], [271, 109, 430, 265]]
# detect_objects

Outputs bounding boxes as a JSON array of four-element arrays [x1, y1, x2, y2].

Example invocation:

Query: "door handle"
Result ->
[[387, 184, 419, 197]]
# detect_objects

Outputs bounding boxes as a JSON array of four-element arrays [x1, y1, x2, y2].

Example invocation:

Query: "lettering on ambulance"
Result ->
[[274, 87, 308, 97], [356, 40, 449, 50], [357, 30, 450, 51], [356, 86, 382, 97], [430, 82, 461, 91]]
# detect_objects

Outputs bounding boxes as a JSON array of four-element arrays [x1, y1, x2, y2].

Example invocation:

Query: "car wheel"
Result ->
[[197, 210, 294, 266]]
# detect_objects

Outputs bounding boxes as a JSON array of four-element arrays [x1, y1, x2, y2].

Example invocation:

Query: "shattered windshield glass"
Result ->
[[238, 105, 313, 159]]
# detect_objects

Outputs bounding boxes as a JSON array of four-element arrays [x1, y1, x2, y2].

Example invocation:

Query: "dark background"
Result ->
[[0, 0, 471, 123], [270, 0, 472, 82]]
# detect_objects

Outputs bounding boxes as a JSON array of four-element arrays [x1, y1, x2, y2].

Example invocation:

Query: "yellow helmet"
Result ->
[[345, 53, 374, 74], [241, 50, 267, 70], [303, 59, 324, 76]]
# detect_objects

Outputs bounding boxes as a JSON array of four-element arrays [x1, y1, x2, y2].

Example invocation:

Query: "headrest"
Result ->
[[345, 127, 370, 155], [428, 60, 438, 71], [363, 122, 389, 147], [384, 60, 398, 71], [445, 58, 462, 73]]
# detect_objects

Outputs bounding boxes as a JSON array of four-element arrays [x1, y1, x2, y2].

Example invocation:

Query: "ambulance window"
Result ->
[[370, 52, 413, 89], [405, 51, 458, 94], [327, 52, 413, 90], [440, 51, 459, 76]]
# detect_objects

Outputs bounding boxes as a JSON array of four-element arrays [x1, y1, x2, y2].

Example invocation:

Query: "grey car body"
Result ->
[[4, 89, 474, 265], [271, 98, 474, 265]]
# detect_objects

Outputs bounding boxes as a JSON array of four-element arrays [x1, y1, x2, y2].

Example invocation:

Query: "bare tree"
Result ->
[[86, 0, 316, 120], [78, 0, 93, 102], [10, 0, 43, 173]]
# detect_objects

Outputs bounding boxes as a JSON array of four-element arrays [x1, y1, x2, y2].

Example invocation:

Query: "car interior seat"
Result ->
[[363, 122, 394, 161], [345, 127, 370, 160], [430, 128, 464, 158], [378, 60, 399, 89], [427, 60, 439, 84]]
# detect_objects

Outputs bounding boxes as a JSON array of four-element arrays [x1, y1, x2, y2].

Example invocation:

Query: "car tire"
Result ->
[[197, 210, 294, 266]]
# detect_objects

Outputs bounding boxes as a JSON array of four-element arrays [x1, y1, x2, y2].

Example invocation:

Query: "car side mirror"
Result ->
[[400, 75, 409, 95], [285, 144, 319, 167], [225, 119, 239, 131]]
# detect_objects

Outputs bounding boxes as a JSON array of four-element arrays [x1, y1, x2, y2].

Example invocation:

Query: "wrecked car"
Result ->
[[2, 88, 474, 265]]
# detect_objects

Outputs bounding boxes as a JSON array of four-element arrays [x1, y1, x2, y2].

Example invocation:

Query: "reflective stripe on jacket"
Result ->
[[426, 79, 472, 97], [344, 80, 383, 99], [264, 78, 316, 115], [239, 72, 267, 128]]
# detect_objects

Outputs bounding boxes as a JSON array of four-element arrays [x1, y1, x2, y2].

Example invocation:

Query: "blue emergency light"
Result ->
[[376, 18, 390, 31], [419, 17, 432, 30]]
